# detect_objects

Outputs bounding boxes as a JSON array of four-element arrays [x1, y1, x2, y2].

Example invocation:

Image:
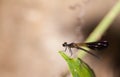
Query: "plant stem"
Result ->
[[78, 1, 120, 58]]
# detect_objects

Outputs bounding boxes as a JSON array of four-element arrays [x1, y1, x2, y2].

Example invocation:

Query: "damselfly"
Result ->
[[62, 41, 108, 58]]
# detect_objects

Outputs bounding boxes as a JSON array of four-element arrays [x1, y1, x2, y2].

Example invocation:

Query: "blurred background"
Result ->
[[0, 0, 120, 77]]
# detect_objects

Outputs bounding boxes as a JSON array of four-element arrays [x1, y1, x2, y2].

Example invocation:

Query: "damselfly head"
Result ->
[[62, 42, 68, 47]]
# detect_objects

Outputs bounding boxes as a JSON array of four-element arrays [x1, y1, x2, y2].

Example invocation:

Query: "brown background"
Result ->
[[0, 0, 120, 77]]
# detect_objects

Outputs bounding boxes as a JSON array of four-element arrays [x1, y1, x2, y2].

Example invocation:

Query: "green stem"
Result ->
[[78, 1, 120, 58]]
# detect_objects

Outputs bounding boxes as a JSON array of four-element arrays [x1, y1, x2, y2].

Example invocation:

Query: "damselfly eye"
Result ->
[[62, 42, 67, 47]]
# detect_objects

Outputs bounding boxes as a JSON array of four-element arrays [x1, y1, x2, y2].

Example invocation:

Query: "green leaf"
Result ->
[[59, 51, 95, 77]]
